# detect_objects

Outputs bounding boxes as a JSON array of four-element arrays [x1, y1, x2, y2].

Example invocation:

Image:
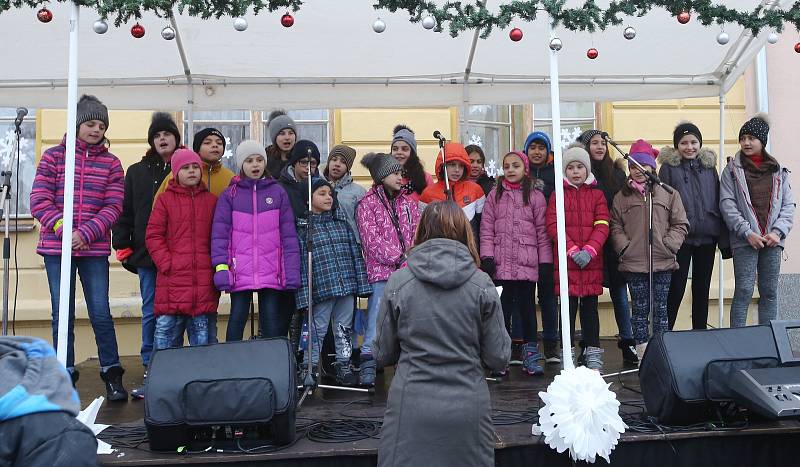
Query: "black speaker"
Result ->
[[639, 326, 779, 425], [144, 337, 297, 451]]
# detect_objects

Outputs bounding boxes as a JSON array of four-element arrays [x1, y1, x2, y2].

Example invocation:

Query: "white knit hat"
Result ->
[[235, 140, 267, 170]]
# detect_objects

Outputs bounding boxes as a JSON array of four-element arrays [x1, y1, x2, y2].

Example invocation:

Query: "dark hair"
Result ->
[[413, 200, 480, 266], [402, 153, 428, 195], [494, 152, 533, 205], [464, 145, 485, 164], [584, 138, 620, 193], [437, 161, 469, 182], [322, 154, 344, 181]]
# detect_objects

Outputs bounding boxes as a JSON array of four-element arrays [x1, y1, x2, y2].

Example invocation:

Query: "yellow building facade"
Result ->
[[7, 78, 748, 363]]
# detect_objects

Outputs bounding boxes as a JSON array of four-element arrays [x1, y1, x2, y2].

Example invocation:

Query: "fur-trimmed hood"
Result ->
[[658, 146, 717, 169]]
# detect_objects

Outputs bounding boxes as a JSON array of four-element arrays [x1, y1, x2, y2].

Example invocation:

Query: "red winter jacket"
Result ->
[[146, 179, 219, 316], [546, 179, 609, 297]]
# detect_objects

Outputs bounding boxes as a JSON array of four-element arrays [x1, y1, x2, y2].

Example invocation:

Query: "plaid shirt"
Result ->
[[295, 209, 371, 309]]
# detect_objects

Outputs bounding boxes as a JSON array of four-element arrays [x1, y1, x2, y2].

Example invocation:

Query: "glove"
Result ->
[[115, 247, 133, 262], [572, 250, 592, 269], [213, 270, 232, 292], [480, 257, 496, 277]]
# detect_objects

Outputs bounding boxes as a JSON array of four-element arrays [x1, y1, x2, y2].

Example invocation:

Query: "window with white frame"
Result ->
[[465, 105, 511, 178], [0, 108, 36, 217], [262, 110, 330, 160], [185, 110, 251, 174], [533, 102, 596, 151]]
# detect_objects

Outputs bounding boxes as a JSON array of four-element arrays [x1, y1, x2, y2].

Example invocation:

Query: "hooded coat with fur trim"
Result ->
[[658, 147, 721, 245]]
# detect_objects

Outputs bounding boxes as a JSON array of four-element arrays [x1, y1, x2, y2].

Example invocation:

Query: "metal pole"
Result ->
[[718, 90, 726, 328], [57, 2, 80, 366], [548, 26, 573, 369], [169, 13, 194, 142]]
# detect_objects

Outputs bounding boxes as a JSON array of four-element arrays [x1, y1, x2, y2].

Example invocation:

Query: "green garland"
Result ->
[[0, 1, 302, 26], [373, 1, 800, 38]]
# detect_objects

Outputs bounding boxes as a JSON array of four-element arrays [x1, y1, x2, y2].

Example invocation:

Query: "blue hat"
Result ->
[[524, 131, 552, 155]]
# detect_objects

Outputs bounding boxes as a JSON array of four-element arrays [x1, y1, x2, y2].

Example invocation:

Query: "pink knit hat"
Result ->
[[171, 148, 202, 179], [628, 139, 658, 170], [503, 151, 529, 175]]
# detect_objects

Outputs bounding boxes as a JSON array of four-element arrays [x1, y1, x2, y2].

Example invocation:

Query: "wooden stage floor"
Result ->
[[79, 339, 800, 466]]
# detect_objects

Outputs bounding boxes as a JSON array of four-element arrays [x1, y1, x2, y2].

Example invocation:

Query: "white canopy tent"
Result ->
[[0, 0, 789, 366]]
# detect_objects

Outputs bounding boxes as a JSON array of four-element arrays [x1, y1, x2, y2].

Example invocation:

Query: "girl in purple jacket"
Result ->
[[211, 140, 301, 340]]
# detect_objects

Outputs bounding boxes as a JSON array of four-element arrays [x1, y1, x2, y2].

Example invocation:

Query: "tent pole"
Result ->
[[548, 25, 572, 369], [461, 2, 484, 143], [57, 2, 80, 366], [718, 88, 726, 328], [169, 13, 194, 143]]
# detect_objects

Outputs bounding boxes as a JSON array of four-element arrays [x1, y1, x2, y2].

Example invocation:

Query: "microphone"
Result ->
[[433, 130, 444, 140], [14, 107, 28, 127], [600, 131, 610, 140]]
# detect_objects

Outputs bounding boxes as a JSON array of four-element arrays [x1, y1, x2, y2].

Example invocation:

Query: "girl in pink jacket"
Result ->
[[356, 153, 421, 387], [480, 151, 552, 377]]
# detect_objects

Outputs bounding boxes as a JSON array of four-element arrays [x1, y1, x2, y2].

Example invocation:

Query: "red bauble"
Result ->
[[794, 42, 800, 53], [677, 11, 691, 24], [509, 28, 523, 42], [131, 23, 145, 38], [587, 47, 599, 59], [281, 13, 294, 28], [37, 7, 53, 23]]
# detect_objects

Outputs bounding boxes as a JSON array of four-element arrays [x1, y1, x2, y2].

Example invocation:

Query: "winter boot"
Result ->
[[335, 360, 357, 387], [100, 366, 128, 402], [510, 339, 524, 365], [69, 369, 80, 388], [576, 341, 586, 366], [359, 354, 377, 387], [521, 343, 545, 375], [635, 343, 648, 366], [618, 338, 639, 365], [130, 370, 147, 400], [583, 346, 605, 373], [542, 340, 561, 364]]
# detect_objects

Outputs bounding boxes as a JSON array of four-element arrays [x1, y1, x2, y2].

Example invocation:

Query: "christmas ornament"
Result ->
[[372, 18, 386, 33], [795, 42, 800, 53], [422, 15, 436, 30], [716, 31, 729, 45], [509, 27, 523, 42], [549, 37, 563, 51], [587, 47, 599, 59], [623, 26, 636, 40], [281, 13, 294, 28], [37, 7, 52, 23], [233, 17, 248, 32], [92, 19, 109, 34], [161, 25, 175, 40], [131, 23, 145, 38], [677, 11, 691, 24], [767, 32, 779, 44]]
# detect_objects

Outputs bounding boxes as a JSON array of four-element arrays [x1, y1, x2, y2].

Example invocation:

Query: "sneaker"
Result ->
[[335, 360, 357, 387], [489, 366, 509, 378], [542, 340, 561, 364], [521, 343, 544, 375], [583, 346, 604, 373], [359, 354, 376, 387], [131, 371, 147, 400], [618, 338, 639, 365], [100, 366, 128, 402]]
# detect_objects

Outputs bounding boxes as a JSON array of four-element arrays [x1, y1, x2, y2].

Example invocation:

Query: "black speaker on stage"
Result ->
[[639, 326, 779, 425], [144, 338, 297, 451]]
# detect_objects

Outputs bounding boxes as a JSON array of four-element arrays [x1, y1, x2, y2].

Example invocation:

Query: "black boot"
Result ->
[[100, 366, 128, 402], [359, 354, 376, 388], [69, 369, 80, 388], [335, 360, 357, 387], [618, 338, 639, 365]]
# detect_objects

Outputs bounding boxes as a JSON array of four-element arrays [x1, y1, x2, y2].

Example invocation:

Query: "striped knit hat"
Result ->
[[328, 144, 357, 171], [361, 152, 402, 184], [76, 95, 109, 128]]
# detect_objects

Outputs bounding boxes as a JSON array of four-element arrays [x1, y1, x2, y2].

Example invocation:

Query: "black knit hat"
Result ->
[[361, 152, 402, 184], [288, 140, 321, 167], [192, 128, 226, 153], [147, 112, 181, 149], [739, 114, 770, 147], [76, 94, 109, 128], [673, 122, 703, 148]]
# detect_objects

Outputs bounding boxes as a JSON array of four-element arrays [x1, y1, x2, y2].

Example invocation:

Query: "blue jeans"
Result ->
[[43, 255, 121, 372], [154, 314, 210, 350], [137, 266, 156, 367], [361, 281, 386, 356], [610, 284, 633, 340], [306, 295, 354, 365], [227, 289, 283, 340]]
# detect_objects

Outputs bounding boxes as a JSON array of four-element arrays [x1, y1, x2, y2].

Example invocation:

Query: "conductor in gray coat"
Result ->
[[374, 200, 511, 467]]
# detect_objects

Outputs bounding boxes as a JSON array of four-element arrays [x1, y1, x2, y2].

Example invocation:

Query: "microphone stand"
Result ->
[[603, 134, 672, 345], [0, 121, 19, 336], [297, 150, 371, 410], [434, 132, 452, 200]]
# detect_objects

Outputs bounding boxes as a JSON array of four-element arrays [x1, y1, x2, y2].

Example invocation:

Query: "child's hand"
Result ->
[[480, 257, 496, 277], [213, 270, 232, 291], [747, 232, 766, 250], [764, 232, 781, 247], [572, 250, 592, 269]]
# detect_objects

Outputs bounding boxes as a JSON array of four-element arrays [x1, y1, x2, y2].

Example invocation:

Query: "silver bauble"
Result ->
[[767, 32, 779, 44], [93, 19, 109, 34], [422, 15, 436, 30], [623, 26, 636, 40], [717, 31, 730, 45], [373, 18, 386, 33], [233, 17, 248, 32], [549, 37, 563, 51], [161, 25, 176, 40]]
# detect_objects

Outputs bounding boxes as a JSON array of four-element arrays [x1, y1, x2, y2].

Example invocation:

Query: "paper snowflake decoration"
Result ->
[[468, 133, 482, 146], [0, 129, 31, 169], [485, 159, 499, 178], [560, 126, 584, 149]]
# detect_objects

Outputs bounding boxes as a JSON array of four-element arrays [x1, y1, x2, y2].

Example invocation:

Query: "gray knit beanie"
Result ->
[[267, 110, 297, 145], [76, 94, 109, 128], [391, 124, 417, 156], [236, 140, 268, 171], [361, 152, 402, 184], [328, 144, 357, 171]]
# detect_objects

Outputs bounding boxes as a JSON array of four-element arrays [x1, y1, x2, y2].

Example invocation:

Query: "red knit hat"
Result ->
[[502, 151, 529, 175]]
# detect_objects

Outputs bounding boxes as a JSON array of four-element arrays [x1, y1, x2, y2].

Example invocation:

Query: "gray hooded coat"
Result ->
[[374, 238, 511, 467]]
